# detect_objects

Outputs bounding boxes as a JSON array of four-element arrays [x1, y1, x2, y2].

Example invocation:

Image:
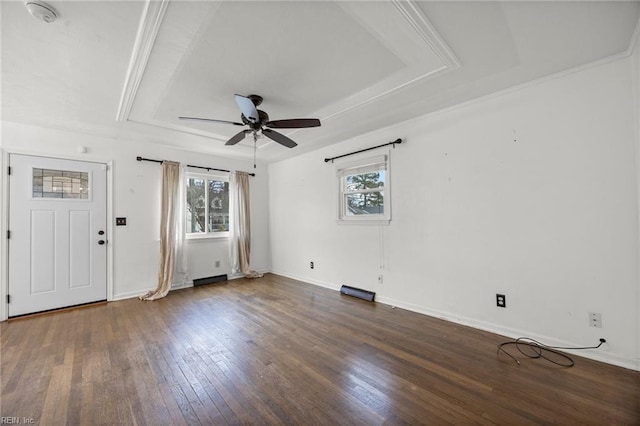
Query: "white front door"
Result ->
[[8, 154, 107, 317]]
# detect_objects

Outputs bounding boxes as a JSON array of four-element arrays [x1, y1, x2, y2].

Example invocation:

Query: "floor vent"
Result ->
[[193, 274, 228, 287], [340, 285, 375, 302]]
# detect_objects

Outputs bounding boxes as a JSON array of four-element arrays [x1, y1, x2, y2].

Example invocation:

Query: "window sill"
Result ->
[[186, 233, 230, 242], [336, 218, 390, 226]]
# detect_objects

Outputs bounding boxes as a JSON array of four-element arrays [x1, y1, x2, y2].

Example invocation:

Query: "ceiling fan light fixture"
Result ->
[[25, 1, 59, 23]]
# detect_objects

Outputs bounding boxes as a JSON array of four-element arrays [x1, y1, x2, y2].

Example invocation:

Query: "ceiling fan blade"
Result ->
[[226, 130, 251, 146], [234, 94, 259, 123], [265, 118, 321, 129], [178, 116, 244, 126], [262, 128, 297, 148]]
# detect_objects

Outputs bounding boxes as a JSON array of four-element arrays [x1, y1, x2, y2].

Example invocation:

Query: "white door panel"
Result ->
[[69, 210, 91, 288], [30, 209, 56, 294], [8, 154, 107, 316]]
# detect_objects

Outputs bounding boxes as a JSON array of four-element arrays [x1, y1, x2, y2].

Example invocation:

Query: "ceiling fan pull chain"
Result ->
[[253, 132, 257, 169]]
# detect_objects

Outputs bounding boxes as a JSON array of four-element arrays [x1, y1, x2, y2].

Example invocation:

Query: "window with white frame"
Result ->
[[337, 154, 390, 223], [186, 173, 230, 237]]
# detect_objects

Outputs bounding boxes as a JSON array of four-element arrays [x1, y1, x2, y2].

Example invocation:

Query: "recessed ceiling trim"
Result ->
[[318, 64, 448, 123], [296, 0, 460, 127], [391, 0, 461, 69], [626, 14, 640, 54], [115, 0, 169, 122]]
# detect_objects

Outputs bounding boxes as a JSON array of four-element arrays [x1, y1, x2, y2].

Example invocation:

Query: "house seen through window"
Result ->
[[345, 170, 385, 215], [186, 174, 229, 236]]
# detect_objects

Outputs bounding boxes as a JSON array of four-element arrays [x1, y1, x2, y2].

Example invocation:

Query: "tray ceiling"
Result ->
[[2, 1, 639, 163]]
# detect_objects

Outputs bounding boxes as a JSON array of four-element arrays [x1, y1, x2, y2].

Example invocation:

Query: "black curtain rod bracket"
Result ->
[[324, 138, 402, 163], [136, 156, 255, 177]]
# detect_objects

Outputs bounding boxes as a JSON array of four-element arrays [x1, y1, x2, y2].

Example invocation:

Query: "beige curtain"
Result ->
[[140, 160, 181, 301], [229, 171, 263, 278]]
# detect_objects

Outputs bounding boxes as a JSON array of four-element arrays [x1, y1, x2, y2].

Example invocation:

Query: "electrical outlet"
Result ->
[[589, 312, 602, 328], [215, 260, 220, 268], [496, 294, 506, 308], [377, 275, 383, 284], [310, 261, 314, 269]]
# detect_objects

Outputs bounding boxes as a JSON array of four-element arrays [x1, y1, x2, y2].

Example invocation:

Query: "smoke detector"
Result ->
[[25, 1, 59, 23]]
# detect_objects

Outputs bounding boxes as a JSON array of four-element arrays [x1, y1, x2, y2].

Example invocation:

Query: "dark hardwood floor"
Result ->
[[1, 274, 638, 425]]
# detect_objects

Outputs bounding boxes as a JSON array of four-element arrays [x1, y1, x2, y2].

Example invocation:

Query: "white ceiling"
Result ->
[[2, 1, 639, 163]]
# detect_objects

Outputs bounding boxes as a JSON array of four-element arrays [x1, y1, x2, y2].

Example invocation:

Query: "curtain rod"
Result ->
[[324, 138, 402, 163], [136, 156, 256, 177]]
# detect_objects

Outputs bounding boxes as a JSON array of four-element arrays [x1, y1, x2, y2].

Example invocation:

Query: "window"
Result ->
[[337, 154, 390, 224], [186, 174, 230, 237]]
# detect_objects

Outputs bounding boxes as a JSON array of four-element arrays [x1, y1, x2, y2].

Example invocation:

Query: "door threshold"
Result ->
[[8, 300, 107, 321]]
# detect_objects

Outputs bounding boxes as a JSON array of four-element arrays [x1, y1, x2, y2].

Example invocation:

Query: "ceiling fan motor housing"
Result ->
[[242, 110, 269, 129], [247, 94, 263, 107]]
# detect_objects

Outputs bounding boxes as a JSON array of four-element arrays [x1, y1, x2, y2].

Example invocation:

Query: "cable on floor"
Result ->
[[497, 337, 606, 367]]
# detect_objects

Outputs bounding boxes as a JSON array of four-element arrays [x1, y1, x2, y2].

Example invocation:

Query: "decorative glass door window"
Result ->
[[32, 168, 89, 199]]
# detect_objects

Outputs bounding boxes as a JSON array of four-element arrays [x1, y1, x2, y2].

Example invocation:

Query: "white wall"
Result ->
[[631, 30, 640, 371], [0, 123, 270, 307], [269, 57, 639, 370]]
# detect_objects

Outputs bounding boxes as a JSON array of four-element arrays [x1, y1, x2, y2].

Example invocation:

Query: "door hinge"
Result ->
[[6, 295, 10, 304], [7, 166, 12, 175], [6, 230, 10, 239]]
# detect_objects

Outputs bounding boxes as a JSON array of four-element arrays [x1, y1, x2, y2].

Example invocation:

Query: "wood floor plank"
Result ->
[[1, 274, 638, 424]]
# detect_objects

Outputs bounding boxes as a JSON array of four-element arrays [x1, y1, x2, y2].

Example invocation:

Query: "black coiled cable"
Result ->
[[497, 337, 605, 367]]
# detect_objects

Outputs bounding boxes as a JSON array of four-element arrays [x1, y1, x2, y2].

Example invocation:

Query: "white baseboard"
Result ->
[[112, 280, 194, 301], [269, 269, 341, 292], [111, 287, 156, 301], [171, 281, 194, 290]]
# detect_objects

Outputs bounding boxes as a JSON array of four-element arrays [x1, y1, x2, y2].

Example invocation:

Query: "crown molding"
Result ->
[[116, 0, 170, 122], [382, 51, 633, 140], [392, 0, 461, 69], [627, 14, 640, 56]]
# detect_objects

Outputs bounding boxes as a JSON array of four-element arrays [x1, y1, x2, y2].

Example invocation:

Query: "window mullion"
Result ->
[[204, 178, 210, 234], [344, 187, 384, 195]]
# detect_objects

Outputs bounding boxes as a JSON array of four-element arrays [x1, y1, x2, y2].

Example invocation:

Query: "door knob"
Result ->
[[98, 230, 105, 235], [98, 240, 106, 245]]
